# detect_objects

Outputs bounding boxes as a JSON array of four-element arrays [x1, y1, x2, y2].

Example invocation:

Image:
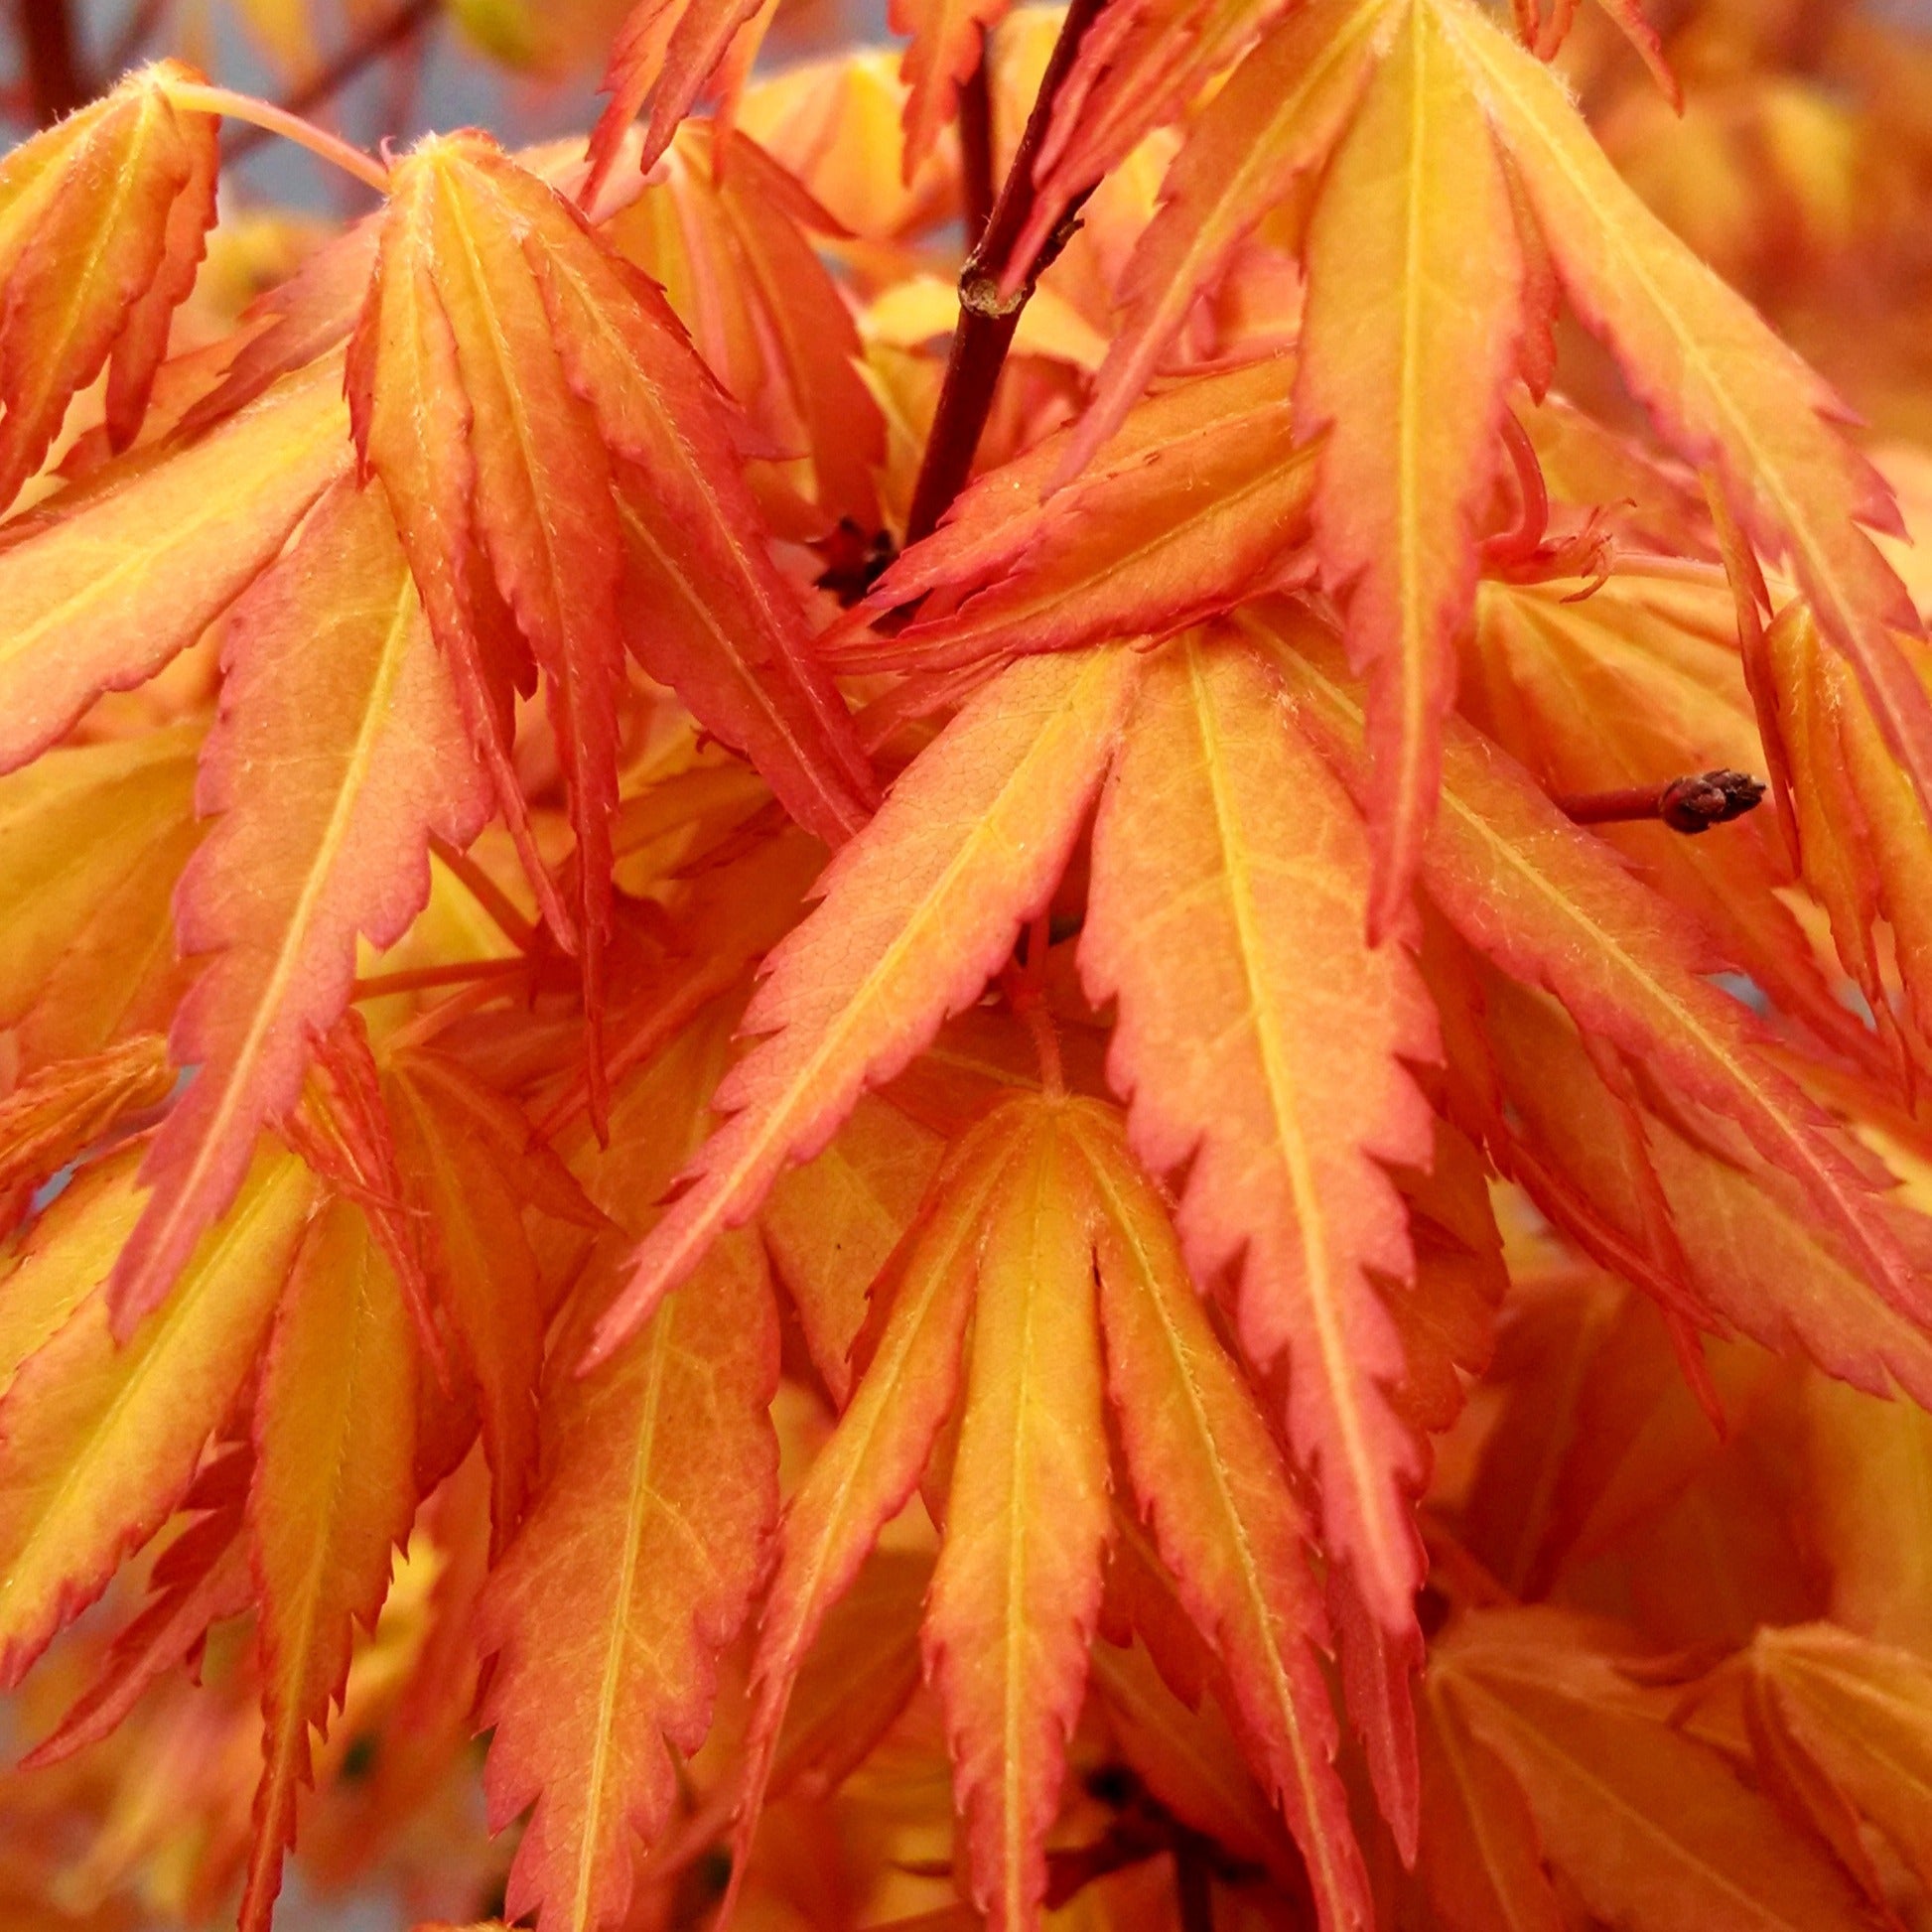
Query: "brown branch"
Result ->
[[1557, 769, 1766, 834], [222, 0, 439, 162], [957, 37, 996, 252], [902, 0, 1108, 544], [1174, 1845, 1215, 1932], [18, 0, 89, 124]]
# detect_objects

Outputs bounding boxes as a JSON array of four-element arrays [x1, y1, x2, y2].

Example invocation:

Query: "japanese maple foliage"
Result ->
[[4, 0, 1932, 1928]]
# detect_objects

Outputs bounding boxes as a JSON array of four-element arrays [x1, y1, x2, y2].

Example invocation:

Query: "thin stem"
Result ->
[[957, 37, 996, 252], [1556, 769, 1765, 834], [220, 0, 438, 163], [902, 0, 1108, 544], [165, 80, 392, 192], [1173, 1845, 1215, 1932], [1482, 410, 1550, 567], [18, 0, 88, 124], [352, 956, 531, 1001], [430, 832, 538, 951]]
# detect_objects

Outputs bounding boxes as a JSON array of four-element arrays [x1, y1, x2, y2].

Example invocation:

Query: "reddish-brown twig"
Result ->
[[1556, 769, 1766, 834], [902, 0, 1109, 544]]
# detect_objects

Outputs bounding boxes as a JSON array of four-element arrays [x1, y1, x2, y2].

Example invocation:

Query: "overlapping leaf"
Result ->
[[827, 356, 1316, 676], [238, 1198, 421, 1932], [1259, 604, 1924, 1329], [0, 352, 351, 778], [477, 1015, 781, 1932], [594, 645, 1141, 1365], [1429, 0, 1932, 810], [923, 1105, 1112, 1932], [349, 131, 873, 1037], [0, 63, 219, 509], [0, 1147, 315, 1688], [108, 479, 489, 1332], [1083, 629, 1437, 1631], [1294, 0, 1525, 932]]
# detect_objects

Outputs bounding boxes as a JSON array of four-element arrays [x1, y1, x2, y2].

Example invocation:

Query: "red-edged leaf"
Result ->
[[1434, 0, 1932, 815], [591, 645, 1141, 1367], [238, 1196, 421, 1932], [0, 63, 219, 506], [924, 1104, 1112, 1932], [1082, 630, 1437, 1630], [760, 1092, 944, 1405], [730, 1102, 1029, 1903], [0, 1147, 315, 1689], [21, 1451, 252, 1769], [1057, 0, 1396, 483], [1296, 0, 1525, 935], [1071, 1105, 1371, 1932], [477, 1231, 778, 1932], [0, 1034, 174, 1218], [108, 479, 489, 1333], [829, 356, 1316, 677], [1481, 973, 1932, 1412], [0, 353, 352, 777], [894, 0, 1010, 181], [1260, 604, 1926, 1331], [585, 0, 775, 196]]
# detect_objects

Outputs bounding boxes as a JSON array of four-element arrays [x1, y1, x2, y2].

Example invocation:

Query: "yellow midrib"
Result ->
[[131, 569, 420, 1294], [574, 1302, 676, 1931], [1183, 641, 1403, 1599], [0, 1160, 308, 1625], [1433, 0, 1878, 657], [0, 372, 344, 674], [1076, 1125, 1354, 1912], [634, 650, 1130, 1309]]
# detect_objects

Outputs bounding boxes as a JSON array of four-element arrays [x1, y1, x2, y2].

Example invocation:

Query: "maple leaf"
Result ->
[[592, 645, 1141, 1365], [20, 1449, 253, 1771], [1294, 0, 1525, 934], [1082, 628, 1437, 1631], [1480, 971, 1932, 1412], [760, 1091, 944, 1404], [1432, 1611, 1876, 1932], [0, 1146, 316, 1689], [1011, 0, 1299, 274], [107, 479, 489, 1333], [1416, 1664, 1564, 1932], [922, 1105, 1113, 1932], [1050, 0, 1394, 483], [476, 1009, 780, 1932], [0, 62, 219, 509], [238, 1196, 422, 1932], [603, 125, 885, 530], [1767, 601, 1932, 1064], [731, 1104, 1027, 1909], [0, 1034, 174, 1232], [892, 0, 1008, 182], [1426, 0, 1932, 811], [1743, 1622, 1932, 1895], [0, 731, 204, 1076], [0, 352, 352, 779], [349, 129, 873, 1052], [1071, 1105, 1370, 1931], [385, 1048, 602, 1550], [583, 0, 778, 196], [828, 356, 1317, 679], [1466, 568, 1885, 1078], [1259, 603, 1925, 1330]]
